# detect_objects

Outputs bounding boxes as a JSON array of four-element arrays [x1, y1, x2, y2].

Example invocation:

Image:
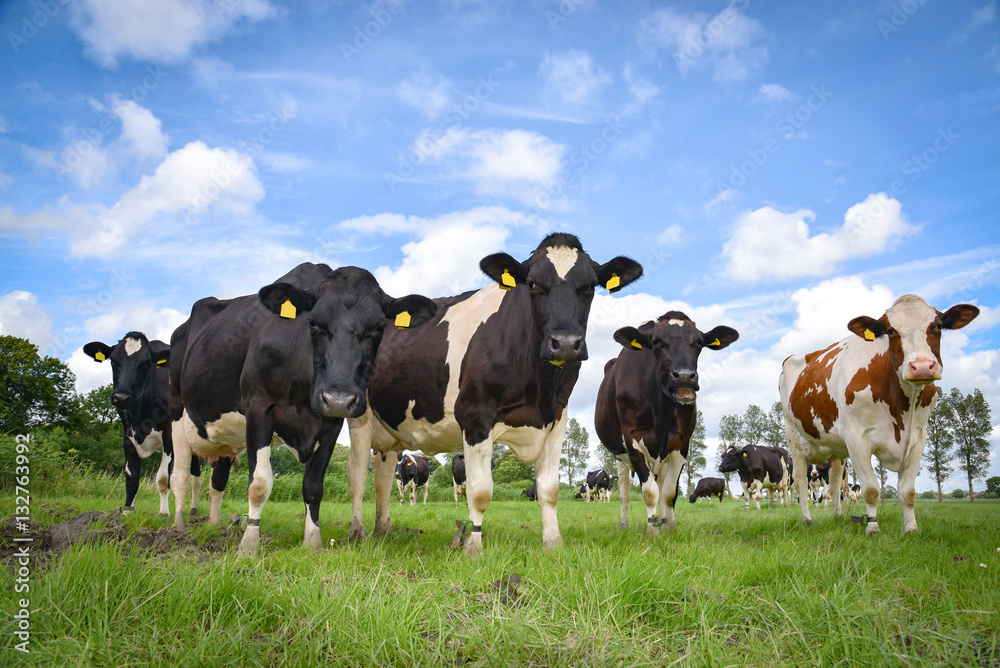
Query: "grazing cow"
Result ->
[[169, 263, 437, 557], [595, 312, 739, 534], [452, 454, 467, 508], [579, 469, 614, 502], [847, 483, 861, 503], [718, 445, 793, 510], [395, 453, 430, 505], [688, 477, 725, 503], [348, 233, 643, 555], [780, 294, 978, 535], [84, 333, 203, 516], [521, 482, 538, 501]]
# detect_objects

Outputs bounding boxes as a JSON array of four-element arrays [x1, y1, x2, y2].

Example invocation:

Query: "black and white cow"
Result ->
[[452, 453, 467, 508], [579, 469, 614, 502], [688, 477, 726, 503], [521, 482, 538, 501], [169, 263, 436, 557], [807, 461, 832, 507], [348, 233, 643, 555], [595, 312, 739, 534], [718, 445, 792, 511], [395, 453, 430, 505], [84, 333, 203, 516]]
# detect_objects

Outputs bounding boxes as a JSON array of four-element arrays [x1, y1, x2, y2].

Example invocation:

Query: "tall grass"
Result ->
[[2, 491, 998, 667]]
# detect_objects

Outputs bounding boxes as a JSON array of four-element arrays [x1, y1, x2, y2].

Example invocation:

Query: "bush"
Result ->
[[920, 490, 936, 499], [0, 431, 120, 498], [883, 485, 897, 499], [952, 488, 966, 499]]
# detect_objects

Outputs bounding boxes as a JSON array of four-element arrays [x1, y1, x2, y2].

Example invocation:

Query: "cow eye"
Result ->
[[885, 327, 896, 336], [526, 279, 538, 291]]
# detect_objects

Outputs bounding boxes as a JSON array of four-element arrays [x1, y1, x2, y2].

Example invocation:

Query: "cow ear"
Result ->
[[702, 326, 739, 350], [383, 294, 438, 330], [83, 341, 113, 362], [480, 252, 527, 291], [258, 283, 317, 320], [613, 326, 651, 351], [596, 257, 643, 294], [847, 316, 885, 341], [148, 341, 170, 368], [940, 304, 979, 330]]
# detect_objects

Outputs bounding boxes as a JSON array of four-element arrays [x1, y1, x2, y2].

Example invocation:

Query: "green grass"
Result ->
[[2, 489, 998, 667]]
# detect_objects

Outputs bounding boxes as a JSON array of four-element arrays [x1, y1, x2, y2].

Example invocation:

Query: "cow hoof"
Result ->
[[237, 531, 260, 558], [618, 522, 629, 532], [462, 537, 483, 557], [349, 521, 367, 543], [804, 518, 814, 527], [190, 507, 199, 517], [542, 535, 563, 551], [903, 524, 918, 535], [865, 523, 880, 536], [645, 525, 659, 538], [120, 506, 136, 515]]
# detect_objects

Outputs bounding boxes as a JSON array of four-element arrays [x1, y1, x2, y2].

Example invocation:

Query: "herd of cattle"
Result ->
[[82, 232, 979, 556]]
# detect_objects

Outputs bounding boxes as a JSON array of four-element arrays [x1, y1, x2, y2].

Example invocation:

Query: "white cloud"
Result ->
[[705, 188, 739, 211], [621, 64, 660, 115], [758, 83, 798, 104], [398, 66, 453, 119], [539, 50, 612, 104], [83, 304, 187, 344], [949, 2, 996, 45], [637, 5, 769, 82], [69, 0, 274, 68], [412, 127, 565, 203], [0, 291, 54, 353], [721, 193, 919, 283], [112, 97, 169, 161], [656, 224, 683, 246]]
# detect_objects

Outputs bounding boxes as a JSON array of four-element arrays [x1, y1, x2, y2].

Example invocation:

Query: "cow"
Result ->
[[347, 233, 643, 555], [718, 445, 793, 510], [579, 469, 614, 502], [779, 294, 978, 535], [521, 482, 538, 501], [395, 453, 430, 505], [595, 312, 739, 534], [84, 333, 203, 516], [452, 454, 467, 508], [168, 263, 437, 557], [807, 461, 832, 507], [688, 477, 725, 503], [847, 483, 861, 503]]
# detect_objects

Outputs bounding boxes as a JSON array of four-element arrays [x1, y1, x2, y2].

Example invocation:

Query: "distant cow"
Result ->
[[348, 233, 642, 555], [596, 312, 738, 534], [168, 263, 436, 557], [580, 470, 614, 502], [84, 333, 202, 516], [780, 294, 978, 535], [395, 453, 430, 505], [719, 445, 792, 510], [452, 454, 467, 508], [807, 461, 832, 507], [688, 477, 725, 503], [521, 482, 538, 501], [846, 483, 861, 503]]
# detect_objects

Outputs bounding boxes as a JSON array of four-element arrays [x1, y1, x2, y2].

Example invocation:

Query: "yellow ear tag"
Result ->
[[94, 351, 106, 362], [395, 311, 411, 329], [606, 273, 621, 293], [864, 329, 875, 341], [500, 269, 515, 291], [742, 452, 748, 457], [709, 338, 721, 347], [156, 359, 168, 368], [280, 299, 296, 319], [630, 339, 643, 350]]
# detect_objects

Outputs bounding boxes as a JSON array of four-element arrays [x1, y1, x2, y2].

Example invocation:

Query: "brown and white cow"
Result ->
[[779, 294, 978, 535]]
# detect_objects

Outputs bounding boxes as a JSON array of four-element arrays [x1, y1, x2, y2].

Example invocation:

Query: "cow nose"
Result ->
[[671, 368, 698, 385], [548, 331, 585, 361], [907, 359, 939, 381], [319, 389, 364, 418], [111, 392, 132, 407]]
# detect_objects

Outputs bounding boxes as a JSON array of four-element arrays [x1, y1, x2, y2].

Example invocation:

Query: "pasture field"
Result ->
[[2, 484, 999, 668]]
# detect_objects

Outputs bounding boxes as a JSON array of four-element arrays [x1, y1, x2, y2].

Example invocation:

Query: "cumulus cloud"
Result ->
[[539, 50, 612, 105], [721, 193, 919, 283], [112, 97, 169, 161], [637, 5, 769, 82], [398, 66, 453, 119], [757, 83, 798, 104], [68, 0, 274, 68], [0, 291, 54, 352]]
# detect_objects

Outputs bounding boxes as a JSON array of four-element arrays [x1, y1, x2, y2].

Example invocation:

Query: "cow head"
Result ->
[[258, 267, 437, 419], [847, 294, 978, 386], [480, 233, 643, 364], [613, 312, 739, 405], [83, 332, 168, 410], [718, 446, 740, 474]]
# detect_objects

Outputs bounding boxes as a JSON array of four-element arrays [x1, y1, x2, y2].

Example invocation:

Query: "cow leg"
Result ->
[[301, 428, 338, 550], [852, 454, 882, 536], [787, 435, 814, 527], [454, 483, 460, 508], [238, 412, 275, 559], [640, 465, 661, 537], [208, 456, 233, 525], [169, 419, 193, 531], [422, 483, 429, 505], [829, 459, 845, 518], [616, 459, 631, 531], [897, 445, 923, 534], [658, 451, 685, 533], [462, 440, 494, 556], [397, 478, 404, 505], [409, 481, 416, 506], [372, 450, 396, 535], [189, 456, 202, 517], [535, 429, 564, 551], [153, 448, 171, 515], [345, 422, 371, 541], [122, 438, 142, 512]]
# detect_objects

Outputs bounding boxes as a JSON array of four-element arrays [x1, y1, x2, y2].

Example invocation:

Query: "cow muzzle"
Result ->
[[111, 391, 133, 408], [547, 331, 586, 363], [317, 388, 365, 419], [667, 368, 698, 405], [905, 358, 940, 384]]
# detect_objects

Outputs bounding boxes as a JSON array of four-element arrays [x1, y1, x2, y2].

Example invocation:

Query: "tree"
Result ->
[[939, 388, 992, 502], [0, 335, 77, 433], [874, 458, 889, 502], [594, 436, 618, 479], [922, 397, 954, 503], [762, 401, 786, 449], [493, 451, 533, 484], [560, 418, 590, 485], [986, 476, 1000, 498], [684, 411, 707, 494], [740, 404, 769, 447], [717, 413, 742, 496]]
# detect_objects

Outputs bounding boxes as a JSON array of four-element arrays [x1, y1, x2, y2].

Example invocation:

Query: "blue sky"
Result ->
[[1, 0, 999, 490]]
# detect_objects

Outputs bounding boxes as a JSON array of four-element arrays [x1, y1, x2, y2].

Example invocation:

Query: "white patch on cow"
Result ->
[[124, 463, 132, 477], [176, 410, 283, 459], [629, 437, 660, 471], [128, 428, 163, 459], [886, 294, 939, 371], [667, 319, 687, 327], [546, 246, 579, 279], [124, 337, 143, 356], [303, 511, 322, 549]]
